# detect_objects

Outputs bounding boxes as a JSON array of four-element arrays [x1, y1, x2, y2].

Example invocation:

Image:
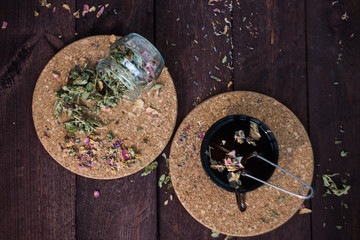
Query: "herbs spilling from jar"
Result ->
[[54, 62, 121, 136], [207, 122, 262, 189], [54, 43, 159, 136]]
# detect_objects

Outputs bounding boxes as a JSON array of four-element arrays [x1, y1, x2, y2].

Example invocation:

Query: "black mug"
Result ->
[[200, 115, 279, 212]]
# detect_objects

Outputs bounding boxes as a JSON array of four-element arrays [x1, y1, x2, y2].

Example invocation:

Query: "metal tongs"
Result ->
[[213, 144, 314, 199]]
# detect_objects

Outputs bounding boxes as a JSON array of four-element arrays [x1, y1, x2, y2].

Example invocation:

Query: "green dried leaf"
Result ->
[[63, 122, 77, 136], [335, 140, 342, 144], [322, 174, 351, 196], [151, 83, 164, 90], [158, 174, 166, 188], [162, 153, 169, 168], [222, 55, 227, 63], [82, 91, 90, 99], [278, 196, 285, 202], [211, 230, 220, 238], [106, 132, 113, 140], [54, 100, 62, 119], [212, 76, 222, 82], [141, 161, 158, 176], [340, 151, 348, 157], [336, 225, 342, 230]]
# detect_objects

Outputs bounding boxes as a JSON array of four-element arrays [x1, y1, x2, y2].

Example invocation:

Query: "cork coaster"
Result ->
[[32, 35, 177, 179], [169, 91, 313, 237]]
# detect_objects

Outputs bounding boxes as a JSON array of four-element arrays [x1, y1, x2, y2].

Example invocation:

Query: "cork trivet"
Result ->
[[32, 35, 177, 179], [169, 91, 313, 237]]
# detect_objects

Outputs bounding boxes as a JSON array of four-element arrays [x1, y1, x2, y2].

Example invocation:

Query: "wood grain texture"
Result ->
[[155, 0, 232, 239], [0, 0, 76, 240], [232, 0, 311, 239], [307, 0, 360, 239], [74, 1, 158, 240], [1, 0, 360, 239]]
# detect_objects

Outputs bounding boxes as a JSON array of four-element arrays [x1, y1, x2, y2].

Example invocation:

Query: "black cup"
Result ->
[[200, 115, 279, 212]]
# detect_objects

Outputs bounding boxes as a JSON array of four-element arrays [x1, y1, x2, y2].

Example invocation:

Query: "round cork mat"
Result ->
[[32, 35, 177, 179], [169, 91, 313, 237]]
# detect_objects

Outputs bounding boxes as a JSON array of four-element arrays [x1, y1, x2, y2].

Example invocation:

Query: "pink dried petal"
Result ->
[[52, 71, 60, 79], [96, 6, 104, 18], [94, 191, 100, 198], [200, 132, 205, 139], [52, 7, 56, 13], [84, 138, 90, 145], [82, 4, 89, 16], [213, 8, 220, 12], [236, 163, 244, 169], [228, 150, 236, 158], [122, 149, 128, 158], [2, 21, 8, 29], [186, 125, 191, 130]]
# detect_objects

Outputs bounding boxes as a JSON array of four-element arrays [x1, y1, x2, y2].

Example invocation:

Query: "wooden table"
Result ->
[[0, 0, 359, 239]]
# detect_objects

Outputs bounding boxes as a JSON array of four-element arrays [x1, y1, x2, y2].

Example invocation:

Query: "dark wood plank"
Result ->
[[307, 0, 360, 239], [155, 0, 233, 239], [0, 1, 77, 239], [232, 0, 311, 239], [74, 1, 158, 240]]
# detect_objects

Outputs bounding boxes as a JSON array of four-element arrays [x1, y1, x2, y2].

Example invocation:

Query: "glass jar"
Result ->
[[96, 33, 165, 101]]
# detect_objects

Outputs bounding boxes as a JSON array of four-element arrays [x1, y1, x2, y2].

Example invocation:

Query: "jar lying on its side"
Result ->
[[96, 33, 165, 101]]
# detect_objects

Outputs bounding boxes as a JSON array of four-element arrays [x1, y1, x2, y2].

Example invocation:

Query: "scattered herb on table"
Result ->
[[278, 196, 285, 202], [141, 161, 158, 176], [158, 174, 171, 188], [211, 230, 220, 238], [340, 151, 348, 157], [322, 173, 351, 197]]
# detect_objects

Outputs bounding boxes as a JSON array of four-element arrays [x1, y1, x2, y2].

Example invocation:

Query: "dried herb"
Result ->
[[278, 196, 285, 202], [341, 201, 349, 209], [54, 63, 122, 135], [210, 122, 262, 189], [211, 230, 220, 238], [340, 151, 348, 157], [151, 83, 164, 90], [106, 132, 113, 140], [141, 161, 158, 176], [336, 225, 342, 230], [158, 174, 167, 188], [162, 153, 169, 168], [63, 137, 141, 170], [322, 173, 351, 196]]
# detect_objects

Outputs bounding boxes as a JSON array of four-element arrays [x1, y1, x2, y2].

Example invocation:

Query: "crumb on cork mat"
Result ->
[[32, 35, 177, 179], [169, 91, 313, 237]]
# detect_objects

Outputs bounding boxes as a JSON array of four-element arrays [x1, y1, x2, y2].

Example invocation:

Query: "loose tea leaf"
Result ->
[[141, 161, 158, 176], [299, 208, 312, 214], [211, 230, 220, 238], [340, 151, 348, 157], [151, 83, 164, 90], [322, 174, 351, 196], [106, 132, 113, 140], [54, 62, 118, 135]]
